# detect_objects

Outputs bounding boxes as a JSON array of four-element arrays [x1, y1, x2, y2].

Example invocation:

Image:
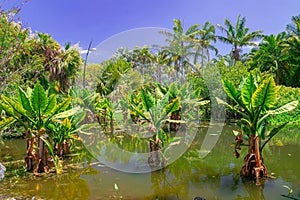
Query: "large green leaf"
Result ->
[[258, 100, 298, 128], [0, 117, 16, 130], [0, 101, 18, 119], [140, 89, 154, 111], [2, 95, 27, 117], [159, 91, 170, 109], [72, 111, 86, 125], [169, 82, 179, 98], [72, 123, 98, 134], [164, 97, 180, 116], [165, 119, 185, 123], [129, 104, 149, 121], [31, 83, 47, 113], [222, 79, 242, 105], [53, 107, 81, 119], [267, 100, 298, 115], [43, 94, 57, 115], [252, 77, 277, 109], [18, 87, 34, 114], [241, 74, 256, 109], [156, 83, 167, 95], [51, 97, 72, 116]]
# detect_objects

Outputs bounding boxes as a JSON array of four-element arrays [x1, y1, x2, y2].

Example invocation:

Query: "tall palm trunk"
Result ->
[[206, 48, 210, 63]]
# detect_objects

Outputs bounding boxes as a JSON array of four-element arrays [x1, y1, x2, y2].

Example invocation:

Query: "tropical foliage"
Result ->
[[217, 74, 298, 185], [217, 15, 263, 61], [0, 83, 88, 173], [0, 9, 82, 95], [0, 5, 299, 193]]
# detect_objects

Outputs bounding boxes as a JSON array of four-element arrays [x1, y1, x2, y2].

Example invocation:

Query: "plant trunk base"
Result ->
[[240, 153, 267, 185], [148, 140, 166, 169]]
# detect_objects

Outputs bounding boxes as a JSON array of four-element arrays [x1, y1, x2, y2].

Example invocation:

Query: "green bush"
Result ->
[[268, 86, 300, 126]]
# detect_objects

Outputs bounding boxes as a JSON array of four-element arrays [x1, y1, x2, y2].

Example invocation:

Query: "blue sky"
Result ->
[[2, 0, 300, 56]]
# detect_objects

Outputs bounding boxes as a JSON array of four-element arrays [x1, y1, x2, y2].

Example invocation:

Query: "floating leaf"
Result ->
[[282, 185, 293, 194]]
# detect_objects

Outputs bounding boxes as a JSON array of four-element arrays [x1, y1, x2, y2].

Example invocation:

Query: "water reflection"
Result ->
[[0, 172, 91, 199], [80, 122, 197, 173], [0, 124, 299, 199]]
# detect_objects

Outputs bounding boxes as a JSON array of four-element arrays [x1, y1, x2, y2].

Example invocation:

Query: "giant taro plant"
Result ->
[[217, 74, 298, 185], [0, 83, 82, 174], [129, 84, 181, 168]]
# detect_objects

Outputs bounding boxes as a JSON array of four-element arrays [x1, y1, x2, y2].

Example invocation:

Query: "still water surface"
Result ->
[[0, 124, 299, 200]]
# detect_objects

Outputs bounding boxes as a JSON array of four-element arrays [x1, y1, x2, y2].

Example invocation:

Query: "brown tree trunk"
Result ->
[[240, 135, 267, 185], [34, 129, 50, 174], [25, 136, 35, 171], [24, 128, 51, 174]]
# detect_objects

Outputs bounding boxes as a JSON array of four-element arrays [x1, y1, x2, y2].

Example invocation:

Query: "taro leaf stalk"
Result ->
[[0, 82, 80, 174], [217, 74, 298, 185]]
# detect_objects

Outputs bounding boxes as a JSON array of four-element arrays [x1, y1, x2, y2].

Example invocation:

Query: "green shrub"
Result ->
[[268, 86, 300, 126]]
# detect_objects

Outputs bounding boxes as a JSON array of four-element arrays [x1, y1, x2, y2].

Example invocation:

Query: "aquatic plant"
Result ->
[[217, 74, 298, 185], [0, 83, 82, 173]]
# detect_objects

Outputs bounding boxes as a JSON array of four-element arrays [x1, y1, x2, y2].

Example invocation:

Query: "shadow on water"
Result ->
[[0, 124, 299, 200]]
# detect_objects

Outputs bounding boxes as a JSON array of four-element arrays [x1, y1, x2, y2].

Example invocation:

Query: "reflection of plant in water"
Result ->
[[217, 74, 298, 185]]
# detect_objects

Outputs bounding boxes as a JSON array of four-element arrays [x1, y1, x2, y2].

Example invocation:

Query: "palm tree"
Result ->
[[217, 15, 263, 61], [194, 21, 218, 66], [151, 50, 172, 83], [36, 33, 82, 92], [161, 19, 200, 83], [249, 33, 290, 85], [58, 45, 82, 92], [286, 15, 300, 87], [286, 14, 300, 37]]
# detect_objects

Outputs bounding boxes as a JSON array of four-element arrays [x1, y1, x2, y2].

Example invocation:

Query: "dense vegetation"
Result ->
[[0, 5, 299, 190]]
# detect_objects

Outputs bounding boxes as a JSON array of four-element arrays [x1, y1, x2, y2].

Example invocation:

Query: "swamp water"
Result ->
[[0, 124, 299, 200]]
